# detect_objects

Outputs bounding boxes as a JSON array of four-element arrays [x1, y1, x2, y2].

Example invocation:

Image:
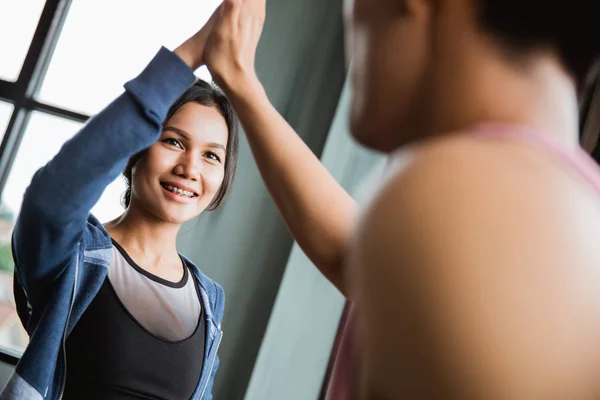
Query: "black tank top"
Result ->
[[63, 276, 206, 399]]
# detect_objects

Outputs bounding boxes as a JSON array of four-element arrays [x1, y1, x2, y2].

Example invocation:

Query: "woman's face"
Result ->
[[130, 102, 229, 224]]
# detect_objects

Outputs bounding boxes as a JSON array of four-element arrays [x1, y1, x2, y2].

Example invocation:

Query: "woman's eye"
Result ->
[[163, 138, 183, 149], [206, 152, 221, 163]]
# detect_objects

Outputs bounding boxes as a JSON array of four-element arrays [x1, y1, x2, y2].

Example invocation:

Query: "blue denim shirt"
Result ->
[[0, 48, 224, 400]]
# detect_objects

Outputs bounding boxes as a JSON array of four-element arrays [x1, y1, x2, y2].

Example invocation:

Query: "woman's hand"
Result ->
[[204, 0, 266, 92], [174, 5, 222, 71]]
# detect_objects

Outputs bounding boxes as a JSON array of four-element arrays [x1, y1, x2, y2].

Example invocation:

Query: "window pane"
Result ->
[[38, 0, 220, 115], [0, 0, 46, 81], [0, 102, 14, 144], [0, 112, 127, 352], [2, 112, 127, 223]]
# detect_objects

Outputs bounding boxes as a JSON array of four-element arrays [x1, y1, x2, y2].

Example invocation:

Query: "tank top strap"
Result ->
[[470, 123, 600, 196]]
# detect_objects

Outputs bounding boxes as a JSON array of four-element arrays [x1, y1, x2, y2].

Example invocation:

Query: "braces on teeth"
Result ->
[[165, 184, 194, 197]]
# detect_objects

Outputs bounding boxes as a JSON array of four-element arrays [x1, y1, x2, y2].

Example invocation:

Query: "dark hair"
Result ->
[[123, 79, 239, 210], [479, 1, 599, 86]]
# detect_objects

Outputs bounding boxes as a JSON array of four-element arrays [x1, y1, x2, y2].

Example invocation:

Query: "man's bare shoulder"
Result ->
[[354, 134, 600, 275], [348, 137, 600, 399]]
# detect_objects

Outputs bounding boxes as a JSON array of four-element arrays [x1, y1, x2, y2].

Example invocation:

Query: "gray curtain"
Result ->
[[177, 0, 347, 398]]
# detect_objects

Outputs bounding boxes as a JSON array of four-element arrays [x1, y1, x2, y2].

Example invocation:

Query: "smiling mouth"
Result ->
[[160, 183, 198, 198]]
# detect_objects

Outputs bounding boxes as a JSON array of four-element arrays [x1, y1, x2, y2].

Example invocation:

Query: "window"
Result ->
[[0, 103, 13, 144], [0, 0, 219, 356], [38, 0, 218, 115], [0, 1, 46, 81]]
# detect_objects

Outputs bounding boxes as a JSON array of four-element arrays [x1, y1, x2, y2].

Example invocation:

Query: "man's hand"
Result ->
[[204, 0, 266, 92]]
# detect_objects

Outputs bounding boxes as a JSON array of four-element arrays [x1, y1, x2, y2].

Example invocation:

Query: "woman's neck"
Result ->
[[105, 205, 183, 278]]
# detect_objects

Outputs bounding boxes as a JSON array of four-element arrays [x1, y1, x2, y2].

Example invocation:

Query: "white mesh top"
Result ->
[[108, 240, 202, 341]]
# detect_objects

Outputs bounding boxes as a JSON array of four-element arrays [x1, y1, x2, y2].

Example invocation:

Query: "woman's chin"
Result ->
[[156, 205, 204, 225]]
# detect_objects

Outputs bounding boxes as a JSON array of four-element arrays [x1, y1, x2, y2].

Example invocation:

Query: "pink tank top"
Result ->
[[325, 123, 600, 399]]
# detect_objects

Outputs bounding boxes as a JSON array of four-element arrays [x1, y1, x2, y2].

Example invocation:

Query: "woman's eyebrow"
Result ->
[[206, 142, 226, 151], [163, 126, 190, 140]]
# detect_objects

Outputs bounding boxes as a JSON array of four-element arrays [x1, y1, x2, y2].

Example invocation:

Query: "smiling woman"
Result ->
[[121, 80, 239, 217], [1, 5, 243, 399]]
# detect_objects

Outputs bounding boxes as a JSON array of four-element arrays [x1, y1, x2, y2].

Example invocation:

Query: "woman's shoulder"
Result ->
[[82, 213, 113, 247], [181, 255, 225, 319]]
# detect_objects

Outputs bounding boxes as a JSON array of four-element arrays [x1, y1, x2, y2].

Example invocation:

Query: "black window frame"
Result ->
[[0, 0, 88, 195]]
